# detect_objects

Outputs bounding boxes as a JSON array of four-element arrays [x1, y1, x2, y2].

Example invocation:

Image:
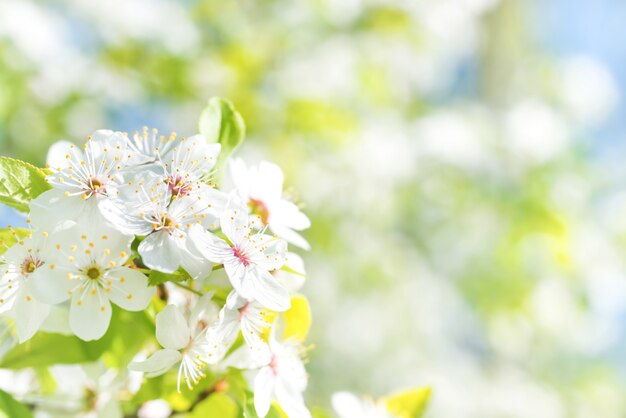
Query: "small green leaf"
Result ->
[[383, 387, 431, 418], [148, 268, 192, 286], [0, 157, 51, 213], [199, 97, 246, 168], [0, 389, 33, 418], [0, 228, 30, 256]]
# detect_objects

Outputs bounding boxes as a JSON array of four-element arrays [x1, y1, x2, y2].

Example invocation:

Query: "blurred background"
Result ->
[[0, 0, 625, 416]]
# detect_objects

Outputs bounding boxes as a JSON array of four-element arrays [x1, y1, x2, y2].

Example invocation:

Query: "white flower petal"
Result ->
[[243, 269, 291, 312], [332, 392, 366, 418], [272, 200, 311, 230], [46, 140, 76, 169], [164, 135, 219, 176], [222, 344, 270, 370], [99, 200, 153, 236], [0, 273, 19, 314], [248, 236, 287, 271], [106, 268, 154, 311], [205, 319, 240, 364], [241, 321, 270, 358], [225, 290, 245, 310], [274, 252, 306, 292], [223, 260, 248, 297], [69, 290, 112, 341], [220, 204, 250, 246], [29, 267, 75, 305], [188, 291, 218, 329], [29, 189, 91, 229], [274, 379, 311, 418], [156, 305, 190, 350], [13, 284, 50, 343], [177, 237, 213, 280], [139, 231, 180, 274], [255, 161, 284, 199], [88, 129, 130, 165], [129, 349, 182, 377], [270, 223, 310, 251], [188, 225, 233, 264], [228, 158, 251, 198], [254, 367, 275, 418], [202, 188, 229, 226], [39, 305, 71, 335]]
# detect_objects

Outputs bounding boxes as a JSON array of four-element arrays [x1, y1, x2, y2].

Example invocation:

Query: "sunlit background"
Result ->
[[1, 0, 625, 416]]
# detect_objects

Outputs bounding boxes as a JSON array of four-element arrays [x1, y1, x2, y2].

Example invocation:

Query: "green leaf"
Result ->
[[198, 97, 246, 168], [0, 309, 153, 369], [0, 157, 51, 213], [148, 268, 192, 286], [383, 387, 431, 418], [100, 309, 155, 368], [0, 228, 30, 256], [0, 332, 108, 369], [0, 389, 32, 418], [191, 393, 238, 418]]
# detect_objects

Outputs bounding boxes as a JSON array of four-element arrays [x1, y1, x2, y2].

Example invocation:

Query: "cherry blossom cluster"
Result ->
[[0, 129, 311, 418]]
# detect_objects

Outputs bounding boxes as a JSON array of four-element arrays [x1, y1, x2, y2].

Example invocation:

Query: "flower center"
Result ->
[[232, 246, 250, 267], [269, 354, 279, 375], [152, 214, 177, 231], [167, 176, 191, 197], [20, 257, 43, 275], [86, 266, 102, 280], [238, 301, 250, 320], [248, 198, 270, 225], [85, 177, 106, 198]]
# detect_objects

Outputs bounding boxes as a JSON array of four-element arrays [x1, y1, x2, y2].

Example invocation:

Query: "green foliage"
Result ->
[[0, 332, 108, 369], [0, 157, 50, 213], [191, 393, 238, 418], [148, 268, 192, 286], [0, 228, 30, 255], [0, 389, 32, 418], [199, 97, 246, 169], [0, 309, 153, 369]]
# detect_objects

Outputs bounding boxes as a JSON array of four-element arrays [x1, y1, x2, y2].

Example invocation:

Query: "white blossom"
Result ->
[[30, 224, 154, 341], [189, 203, 291, 311], [159, 134, 220, 199], [205, 290, 272, 365], [31, 130, 131, 226], [0, 228, 51, 342], [227, 336, 311, 418], [229, 159, 311, 249], [99, 171, 225, 278], [126, 126, 181, 166], [129, 293, 219, 392]]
